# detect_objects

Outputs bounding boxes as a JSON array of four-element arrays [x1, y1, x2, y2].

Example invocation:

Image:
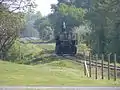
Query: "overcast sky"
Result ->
[[35, 0, 58, 16]]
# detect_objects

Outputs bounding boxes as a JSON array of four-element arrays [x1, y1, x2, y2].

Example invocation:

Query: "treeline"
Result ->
[[33, 0, 88, 40], [1, 0, 119, 62], [33, 0, 120, 62], [86, 0, 120, 57], [85, 0, 120, 62]]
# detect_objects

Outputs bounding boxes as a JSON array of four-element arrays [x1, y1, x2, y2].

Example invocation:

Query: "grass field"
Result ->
[[0, 42, 120, 86], [38, 43, 55, 51], [0, 59, 120, 86]]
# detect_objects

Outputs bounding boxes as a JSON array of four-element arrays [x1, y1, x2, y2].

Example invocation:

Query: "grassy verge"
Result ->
[[38, 43, 55, 51], [1, 42, 120, 86], [7, 41, 43, 64], [0, 59, 120, 86]]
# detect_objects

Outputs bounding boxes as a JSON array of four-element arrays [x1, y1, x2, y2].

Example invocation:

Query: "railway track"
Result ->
[[76, 54, 120, 70], [30, 42, 120, 71], [41, 47, 120, 71], [56, 53, 120, 71]]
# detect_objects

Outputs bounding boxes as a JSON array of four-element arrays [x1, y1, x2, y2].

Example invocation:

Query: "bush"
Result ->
[[6, 40, 43, 64], [78, 44, 90, 52]]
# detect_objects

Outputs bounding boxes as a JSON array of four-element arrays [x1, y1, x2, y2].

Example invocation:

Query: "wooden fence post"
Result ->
[[95, 54, 98, 79], [89, 52, 92, 77], [84, 63, 87, 76], [101, 54, 104, 79], [114, 53, 117, 81], [19, 44, 21, 61], [108, 53, 111, 80], [84, 61, 89, 77], [84, 52, 86, 76]]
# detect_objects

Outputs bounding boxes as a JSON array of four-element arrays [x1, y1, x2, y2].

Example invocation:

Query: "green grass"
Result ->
[[2, 42, 120, 86], [38, 43, 55, 50], [7, 42, 44, 64], [20, 43, 43, 55], [0, 60, 120, 86]]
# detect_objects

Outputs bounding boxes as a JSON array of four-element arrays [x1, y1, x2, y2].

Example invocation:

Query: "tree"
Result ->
[[85, 0, 120, 61], [0, 10, 24, 59], [0, 0, 36, 12], [20, 10, 42, 38], [0, 0, 36, 59], [49, 2, 86, 36], [34, 16, 54, 40]]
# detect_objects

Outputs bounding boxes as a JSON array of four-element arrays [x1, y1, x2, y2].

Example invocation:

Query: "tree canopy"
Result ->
[[1, 0, 120, 62], [0, 0, 36, 59]]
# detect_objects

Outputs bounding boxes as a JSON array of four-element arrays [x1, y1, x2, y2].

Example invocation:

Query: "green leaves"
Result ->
[[0, 1, 36, 60], [58, 3, 85, 21], [34, 16, 54, 40], [85, 0, 120, 57], [49, 2, 86, 36]]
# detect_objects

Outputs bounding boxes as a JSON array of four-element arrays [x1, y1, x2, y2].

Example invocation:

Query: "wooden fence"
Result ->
[[83, 53, 119, 81]]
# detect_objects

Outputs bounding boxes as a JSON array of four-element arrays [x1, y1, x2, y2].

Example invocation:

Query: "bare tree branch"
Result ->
[[0, 0, 4, 4], [1, 0, 36, 13], [0, 30, 16, 51]]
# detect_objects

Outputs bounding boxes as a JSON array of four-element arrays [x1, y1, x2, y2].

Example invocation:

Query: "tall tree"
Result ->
[[85, 0, 120, 59], [49, 2, 86, 36], [34, 16, 54, 40], [0, 0, 36, 59]]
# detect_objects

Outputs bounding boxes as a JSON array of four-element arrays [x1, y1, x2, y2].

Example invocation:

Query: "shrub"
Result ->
[[6, 40, 43, 64]]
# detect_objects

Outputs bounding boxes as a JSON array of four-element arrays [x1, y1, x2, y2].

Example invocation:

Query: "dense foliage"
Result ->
[[34, 16, 54, 40], [7, 40, 43, 64], [1, 0, 120, 63], [21, 9, 41, 38], [85, 0, 120, 59], [49, 2, 86, 36], [0, 0, 36, 60], [47, 0, 120, 61]]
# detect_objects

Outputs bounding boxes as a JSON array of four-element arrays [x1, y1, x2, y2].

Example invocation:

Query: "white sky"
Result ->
[[35, 0, 58, 16]]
